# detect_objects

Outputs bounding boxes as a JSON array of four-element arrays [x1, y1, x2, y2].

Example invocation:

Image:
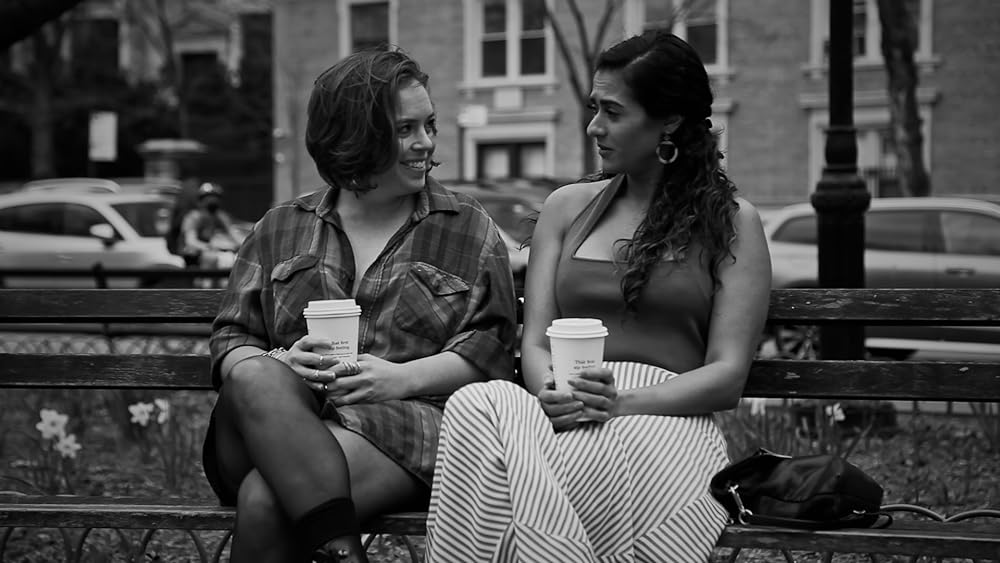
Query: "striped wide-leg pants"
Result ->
[[425, 362, 730, 563]]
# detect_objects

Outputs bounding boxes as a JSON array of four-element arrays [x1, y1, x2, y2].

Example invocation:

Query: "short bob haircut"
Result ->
[[305, 47, 429, 191]]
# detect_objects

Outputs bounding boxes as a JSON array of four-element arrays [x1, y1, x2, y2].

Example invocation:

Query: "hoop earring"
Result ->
[[656, 138, 679, 165]]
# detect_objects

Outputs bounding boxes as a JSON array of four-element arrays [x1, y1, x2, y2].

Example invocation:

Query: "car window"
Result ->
[[772, 209, 935, 252], [866, 210, 935, 252], [940, 211, 1000, 255], [771, 215, 816, 244], [0, 203, 64, 235], [64, 203, 111, 237], [111, 201, 171, 237]]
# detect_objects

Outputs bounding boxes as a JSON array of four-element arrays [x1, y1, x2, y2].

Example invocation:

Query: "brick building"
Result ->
[[272, 0, 1000, 206]]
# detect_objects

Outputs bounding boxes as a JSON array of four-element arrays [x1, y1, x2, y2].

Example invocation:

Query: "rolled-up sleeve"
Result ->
[[209, 230, 268, 389], [441, 232, 517, 381]]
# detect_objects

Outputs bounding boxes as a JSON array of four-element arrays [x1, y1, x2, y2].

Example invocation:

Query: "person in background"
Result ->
[[202, 47, 517, 563], [179, 182, 243, 270], [425, 30, 772, 562]]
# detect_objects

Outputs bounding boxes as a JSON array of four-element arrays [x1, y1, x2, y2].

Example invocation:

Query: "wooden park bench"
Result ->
[[1, 287, 998, 562]]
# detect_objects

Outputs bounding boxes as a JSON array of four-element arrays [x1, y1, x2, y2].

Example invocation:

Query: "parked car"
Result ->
[[764, 196, 1000, 358], [0, 189, 185, 288], [448, 183, 549, 285]]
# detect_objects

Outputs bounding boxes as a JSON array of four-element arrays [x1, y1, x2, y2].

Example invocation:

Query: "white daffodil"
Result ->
[[154, 398, 171, 424], [36, 408, 68, 440], [54, 433, 82, 459], [128, 402, 155, 427], [825, 402, 846, 423]]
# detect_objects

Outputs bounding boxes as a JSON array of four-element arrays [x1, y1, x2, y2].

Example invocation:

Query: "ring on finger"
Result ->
[[322, 383, 328, 391]]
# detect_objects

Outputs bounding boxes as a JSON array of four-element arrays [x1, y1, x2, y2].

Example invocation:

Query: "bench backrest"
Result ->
[[1, 288, 999, 402]]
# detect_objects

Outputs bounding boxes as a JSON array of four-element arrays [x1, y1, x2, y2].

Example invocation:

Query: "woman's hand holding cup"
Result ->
[[567, 367, 618, 423], [280, 334, 338, 393], [537, 371, 586, 432]]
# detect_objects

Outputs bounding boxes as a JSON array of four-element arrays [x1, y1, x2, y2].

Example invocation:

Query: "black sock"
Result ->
[[293, 497, 361, 555]]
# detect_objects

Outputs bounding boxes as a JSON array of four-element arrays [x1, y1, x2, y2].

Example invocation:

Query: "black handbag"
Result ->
[[710, 449, 891, 529]]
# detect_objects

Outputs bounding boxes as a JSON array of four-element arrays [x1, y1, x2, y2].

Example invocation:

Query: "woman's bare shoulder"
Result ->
[[541, 178, 612, 223]]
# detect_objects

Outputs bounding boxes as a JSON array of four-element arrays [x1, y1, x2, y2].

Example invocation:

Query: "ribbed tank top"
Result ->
[[554, 175, 714, 374]]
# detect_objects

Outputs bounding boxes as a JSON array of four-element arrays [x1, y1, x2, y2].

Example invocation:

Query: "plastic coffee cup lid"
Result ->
[[303, 299, 362, 318], [546, 318, 608, 338]]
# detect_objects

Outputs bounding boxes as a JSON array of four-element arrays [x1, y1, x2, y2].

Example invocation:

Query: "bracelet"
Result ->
[[260, 347, 288, 361]]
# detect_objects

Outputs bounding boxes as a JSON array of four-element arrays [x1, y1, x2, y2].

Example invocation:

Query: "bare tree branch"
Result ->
[[565, 0, 592, 70], [591, 0, 621, 58], [545, 5, 586, 101]]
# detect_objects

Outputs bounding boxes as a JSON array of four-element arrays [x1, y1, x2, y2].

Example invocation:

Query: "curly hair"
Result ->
[[305, 46, 430, 192], [594, 30, 739, 313]]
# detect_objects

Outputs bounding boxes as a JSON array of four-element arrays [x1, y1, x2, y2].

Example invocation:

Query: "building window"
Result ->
[[811, 0, 932, 69], [805, 102, 934, 197], [625, 0, 726, 70], [477, 141, 546, 179], [339, 0, 396, 57], [71, 17, 120, 74], [351, 2, 389, 51], [467, 0, 551, 84]]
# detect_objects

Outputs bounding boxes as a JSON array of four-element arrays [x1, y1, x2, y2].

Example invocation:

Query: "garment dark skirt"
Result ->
[[202, 396, 445, 507]]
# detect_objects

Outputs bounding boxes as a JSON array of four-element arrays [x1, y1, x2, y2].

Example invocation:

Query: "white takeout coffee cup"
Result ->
[[546, 318, 609, 392], [303, 299, 362, 362]]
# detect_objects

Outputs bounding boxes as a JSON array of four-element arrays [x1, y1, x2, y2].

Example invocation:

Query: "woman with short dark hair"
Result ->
[[203, 47, 518, 563]]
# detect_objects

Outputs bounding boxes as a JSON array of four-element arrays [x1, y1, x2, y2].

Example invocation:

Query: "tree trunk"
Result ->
[[877, 0, 930, 196], [29, 35, 56, 178]]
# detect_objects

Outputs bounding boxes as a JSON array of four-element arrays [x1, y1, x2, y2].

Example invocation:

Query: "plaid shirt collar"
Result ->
[[291, 177, 462, 226]]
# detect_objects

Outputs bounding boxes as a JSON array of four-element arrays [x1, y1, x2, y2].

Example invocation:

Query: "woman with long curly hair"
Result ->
[[425, 31, 771, 562]]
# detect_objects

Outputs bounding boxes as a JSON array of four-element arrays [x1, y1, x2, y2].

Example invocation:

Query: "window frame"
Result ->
[[807, 0, 935, 76], [462, 0, 556, 88], [460, 122, 555, 181], [804, 100, 935, 197], [622, 0, 729, 78], [338, 0, 397, 58]]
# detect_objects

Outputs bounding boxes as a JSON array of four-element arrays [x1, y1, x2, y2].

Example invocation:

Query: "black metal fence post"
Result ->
[[811, 0, 872, 360]]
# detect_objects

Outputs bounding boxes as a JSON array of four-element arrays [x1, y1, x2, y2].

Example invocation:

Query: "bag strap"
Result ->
[[725, 484, 893, 530]]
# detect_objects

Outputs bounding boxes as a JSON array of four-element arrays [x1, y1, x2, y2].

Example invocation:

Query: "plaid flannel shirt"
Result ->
[[209, 178, 518, 393]]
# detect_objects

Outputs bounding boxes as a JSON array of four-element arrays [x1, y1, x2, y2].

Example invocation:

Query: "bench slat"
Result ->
[[4, 354, 1000, 402], [0, 495, 425, 535], [2, 499, 997, 559], [0, 354, 213, 390], [0, 289, 222, 322], [1, 288, 998, 324], [746, 359, 1000, 401], [718, 521, 1000, 558], [766, 288, 1000, 325]]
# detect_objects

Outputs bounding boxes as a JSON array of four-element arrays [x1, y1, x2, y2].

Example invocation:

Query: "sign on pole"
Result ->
[[89, 111, 118, 162]]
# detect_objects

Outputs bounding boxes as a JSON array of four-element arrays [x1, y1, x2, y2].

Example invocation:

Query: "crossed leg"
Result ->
[[211, 356, 422, 563]]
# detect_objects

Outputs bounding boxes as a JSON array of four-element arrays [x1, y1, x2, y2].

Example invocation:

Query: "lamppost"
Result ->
[[811, 1, 872, 360]]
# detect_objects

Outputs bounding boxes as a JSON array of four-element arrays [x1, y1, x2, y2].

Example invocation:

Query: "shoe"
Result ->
[[308, 537, 369, 563]]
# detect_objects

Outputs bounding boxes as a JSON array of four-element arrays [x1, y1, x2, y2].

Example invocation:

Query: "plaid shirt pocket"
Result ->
[[270, 254, 324, 339], [392, 261, 471, 345]]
